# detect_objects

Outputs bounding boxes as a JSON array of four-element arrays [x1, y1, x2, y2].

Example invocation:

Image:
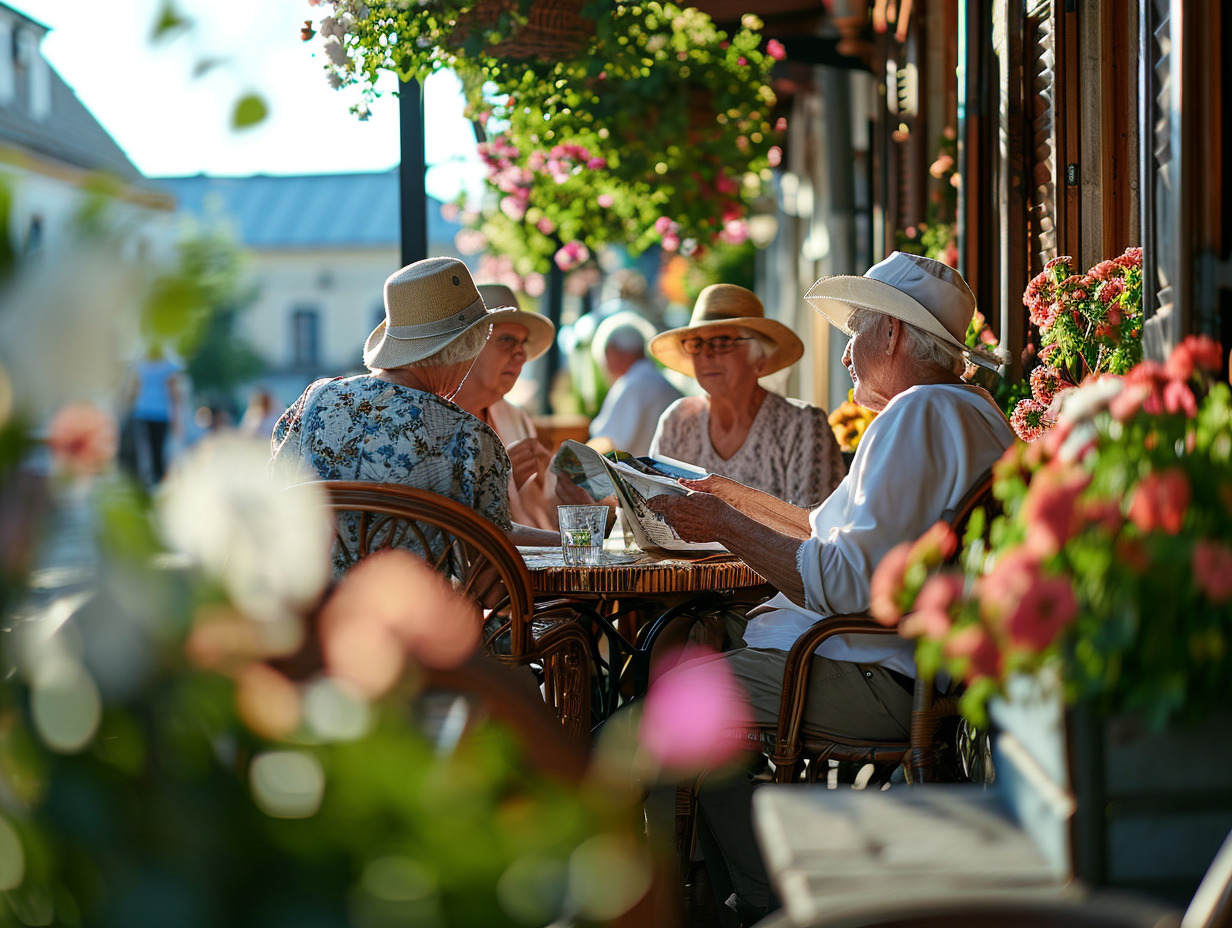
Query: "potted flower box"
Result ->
[[873, 312, 1232, 904]]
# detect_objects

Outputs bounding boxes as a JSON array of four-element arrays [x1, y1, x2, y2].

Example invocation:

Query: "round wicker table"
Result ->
[[517, 545, 769, 595], [518, 544, 773, 720]]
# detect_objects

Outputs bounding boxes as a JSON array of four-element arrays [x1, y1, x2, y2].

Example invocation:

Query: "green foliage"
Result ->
[[0, 178, 17, 284], [1009, 248, 1145, 440], [308, 1, 781, 270], [231, 94, 269, 129], [160, 224, 265, 403], [894, 131, 958, 267], [150, 0, 191, 41], [884, 338, 1232, 729]]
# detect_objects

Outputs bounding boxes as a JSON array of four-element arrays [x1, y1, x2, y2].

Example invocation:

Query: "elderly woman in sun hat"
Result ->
[[648, 283, 846, 507], [453, 283, 585, 531], [643, 253, 1016, 923], [270, 257, 558, 550]]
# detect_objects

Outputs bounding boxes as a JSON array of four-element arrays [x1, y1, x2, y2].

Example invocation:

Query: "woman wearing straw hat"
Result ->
[[648, 284, 846, 507], [271, 258, 559, 554], [453, 284, 579, 531]]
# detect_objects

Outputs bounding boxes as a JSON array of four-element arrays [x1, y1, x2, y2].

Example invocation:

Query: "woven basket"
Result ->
[[460, 0, 590, 61]]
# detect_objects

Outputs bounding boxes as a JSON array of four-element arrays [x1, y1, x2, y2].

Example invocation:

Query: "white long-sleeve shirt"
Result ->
[[743, 383, 1015, 678]]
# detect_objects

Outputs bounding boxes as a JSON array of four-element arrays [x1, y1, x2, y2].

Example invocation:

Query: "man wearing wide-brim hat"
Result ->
[[647, 283, 846, 507], [271, 257, 559, 561], [644, 253, 1015, 923], [454, 284, 576, 531]]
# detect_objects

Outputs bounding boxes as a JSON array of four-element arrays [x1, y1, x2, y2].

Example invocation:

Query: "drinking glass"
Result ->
[[558, 505, 608, 567]]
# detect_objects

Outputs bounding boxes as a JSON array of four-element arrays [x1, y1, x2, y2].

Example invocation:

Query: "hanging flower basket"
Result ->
[[457, 0, 590, 60], [305, 1, 785, 270]]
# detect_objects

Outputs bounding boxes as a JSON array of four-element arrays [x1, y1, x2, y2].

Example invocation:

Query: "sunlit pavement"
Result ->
[[15, 481, 101, 622]]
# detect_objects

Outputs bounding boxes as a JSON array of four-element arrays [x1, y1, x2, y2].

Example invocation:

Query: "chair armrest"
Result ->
[[772, 616, 898, 768]]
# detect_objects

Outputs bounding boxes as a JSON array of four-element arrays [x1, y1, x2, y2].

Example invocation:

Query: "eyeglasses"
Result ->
[[679, 335, 754, 356]]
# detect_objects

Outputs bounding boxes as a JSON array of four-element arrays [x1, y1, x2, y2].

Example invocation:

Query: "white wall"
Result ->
[[240, 246, 400, 378]]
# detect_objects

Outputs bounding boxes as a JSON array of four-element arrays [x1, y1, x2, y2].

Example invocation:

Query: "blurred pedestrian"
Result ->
[[123, 344, 183, 486], [588, 311, 681, 456]]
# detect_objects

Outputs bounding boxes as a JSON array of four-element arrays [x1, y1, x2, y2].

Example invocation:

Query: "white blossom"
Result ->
[[157, 435, 332, 628]]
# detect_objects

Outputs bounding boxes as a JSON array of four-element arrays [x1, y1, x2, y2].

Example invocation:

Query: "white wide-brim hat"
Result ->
[[476, 284, 557, 362], [804, 251, 975, 350], [649, 283, 804, 377], [364, 257, 518, 369]]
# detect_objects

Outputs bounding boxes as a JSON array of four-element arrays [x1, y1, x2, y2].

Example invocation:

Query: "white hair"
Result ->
[[604, 323, 647, 356], [847, 307, 966, 376], [738, 328, 778, 366], [369, 322, 488, 374]]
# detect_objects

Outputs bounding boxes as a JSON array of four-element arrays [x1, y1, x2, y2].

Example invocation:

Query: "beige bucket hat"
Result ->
[[804, 252, 975, 349], [363, 257, 518, 370], [649, 284, 804, 377], [476, 284, 557, 362]]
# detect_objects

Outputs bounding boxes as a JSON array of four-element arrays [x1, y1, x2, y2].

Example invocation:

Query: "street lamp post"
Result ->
[[398, 80, 428, 267]]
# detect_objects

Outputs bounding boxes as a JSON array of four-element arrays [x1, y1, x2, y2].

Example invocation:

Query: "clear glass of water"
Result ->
[[558, 505, 608, 567]]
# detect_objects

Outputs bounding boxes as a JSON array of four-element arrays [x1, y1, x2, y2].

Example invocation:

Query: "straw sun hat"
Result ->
[[476, 284, 557, 361], [363, 257, 519, 370], [804, 251, 975, 349], [649, 284, 804, 377]]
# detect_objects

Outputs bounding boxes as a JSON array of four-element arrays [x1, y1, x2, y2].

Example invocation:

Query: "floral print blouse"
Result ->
[[271, 375, 512, 567], [649, 392, 847, 508]]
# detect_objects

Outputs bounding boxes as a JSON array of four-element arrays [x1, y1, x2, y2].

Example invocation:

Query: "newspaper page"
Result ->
[[550, 440, 726, 553]]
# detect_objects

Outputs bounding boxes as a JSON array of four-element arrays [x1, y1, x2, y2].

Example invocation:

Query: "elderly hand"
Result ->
[[646, 490, 731, 543], [680, 473, 763, 510], [555, 473, 596, 505], [506, 438, 552, 489]]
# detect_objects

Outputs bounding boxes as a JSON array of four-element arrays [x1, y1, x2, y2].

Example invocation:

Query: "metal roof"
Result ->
[[154, 170, 462, 250], [0, 5, 146, 184]]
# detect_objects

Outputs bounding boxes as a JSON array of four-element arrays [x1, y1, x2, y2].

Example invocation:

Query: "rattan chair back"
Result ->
[[311, 480, 593, 744]]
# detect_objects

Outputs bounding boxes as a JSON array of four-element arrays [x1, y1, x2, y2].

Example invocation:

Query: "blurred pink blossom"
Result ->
[[1129, 468, 1191, 535], [720, 220, 748, 245], [454, 228, 487, 255], [1193, 541, 1232, 604], [47, 402, 118, 478], [319, 550, 481, 698], [1167, 335, 1224, 381], [1003, 575, 1078, 651], [765, 39, 786, 60], [638, 646, 753, 770], [1020, 467, 1090, 556], [596, 193, 614, 208], [869, 541, 913, 626], [500, 196, 527, 221], [900, 607, 953, 640], [523, 273, 546, 297], [944, 626, 1001, 682], [554, 241, 589, 272]]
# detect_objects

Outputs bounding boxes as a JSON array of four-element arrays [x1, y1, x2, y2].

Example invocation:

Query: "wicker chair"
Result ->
[[675, 468, 999, 862], [312, 480, 593, 744]]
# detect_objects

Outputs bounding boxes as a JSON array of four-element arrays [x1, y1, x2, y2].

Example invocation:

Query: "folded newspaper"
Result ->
[[550, 440, 726, 553]]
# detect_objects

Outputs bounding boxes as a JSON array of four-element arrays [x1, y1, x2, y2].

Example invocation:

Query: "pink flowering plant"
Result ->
[[305, 1, 782, 272], [872, 336, 1232, 729], [1011, 247, 1144, 441]]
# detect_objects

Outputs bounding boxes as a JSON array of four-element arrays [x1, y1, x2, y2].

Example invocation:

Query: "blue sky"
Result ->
[[6, 0, 483, 200]]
